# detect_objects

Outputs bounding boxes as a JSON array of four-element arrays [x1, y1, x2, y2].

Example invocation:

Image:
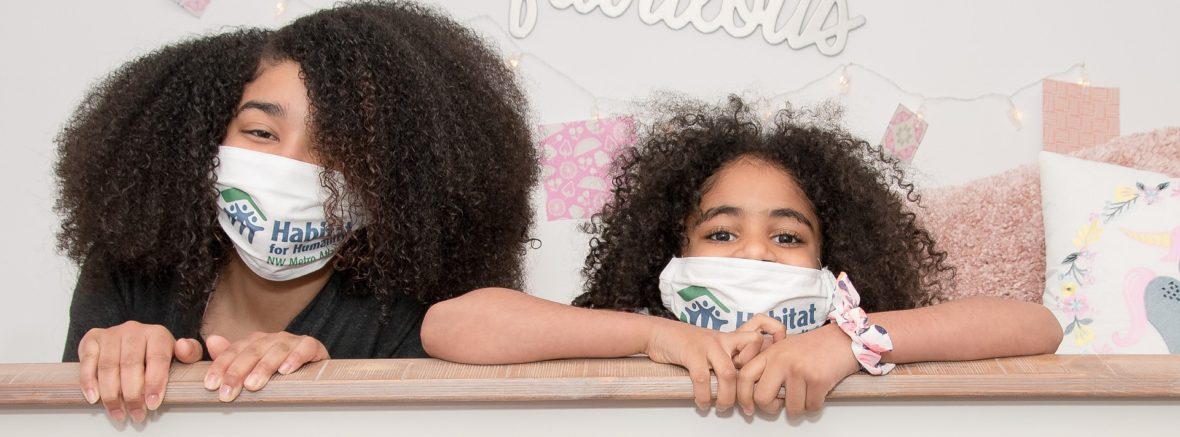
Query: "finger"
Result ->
[[77, 333, 102, 405], [752, 363, 784, 414], [740, 315, 787, 343], [243, 340, 294, 392], [682, 351, 712, 412], [277, 336, 329, 375], [205, 335, 231, 359], [142, 331, 175, 412], [784, 374, 807, 417], [707, 346, 737, 413], [730, 332, 764, 369], [736, 356, 764, 416], [805, 380, 832, 413], [95, 334, 124, 423], [173, 338, 203, 364], [119, 333, 148, 423], [203, 337, 238, 392], [218, 336, 275, 402]]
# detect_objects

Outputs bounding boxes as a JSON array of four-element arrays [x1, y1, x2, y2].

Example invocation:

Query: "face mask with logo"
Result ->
[[214, 145, 363, 281], [658, 256, 837, 334]]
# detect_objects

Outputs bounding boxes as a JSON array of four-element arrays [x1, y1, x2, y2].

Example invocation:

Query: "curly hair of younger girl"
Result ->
[[573, 95, 952, 316]]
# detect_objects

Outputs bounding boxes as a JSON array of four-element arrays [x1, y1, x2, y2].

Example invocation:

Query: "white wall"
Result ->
[[2, 0, 1177, 363]]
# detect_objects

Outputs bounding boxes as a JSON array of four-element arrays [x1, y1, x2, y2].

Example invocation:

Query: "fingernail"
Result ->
[[146, 393, 162, 411], [109, 408, 126, 423], [742, 407, 754, 416], [244, 373, 262, 391], [278, 362, 294, 375], [82, 388, 98, 404], [130, 408, 146, 423], [219, 384, 241, 402], [204, 373, 221, 391]]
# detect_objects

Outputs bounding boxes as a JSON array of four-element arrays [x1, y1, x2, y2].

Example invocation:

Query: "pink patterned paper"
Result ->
[[174, 0, 210, 17], [1043, 79, 1120, 154], [879, 104, 927, 163], [537, 117, 634, 221]]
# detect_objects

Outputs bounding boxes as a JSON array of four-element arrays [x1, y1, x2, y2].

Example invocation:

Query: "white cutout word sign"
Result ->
[[509, 0, 866, 56]]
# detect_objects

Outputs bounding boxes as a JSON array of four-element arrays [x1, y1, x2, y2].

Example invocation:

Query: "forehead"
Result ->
[[240, 61, 308, 108], [698, 156, 815, 217]]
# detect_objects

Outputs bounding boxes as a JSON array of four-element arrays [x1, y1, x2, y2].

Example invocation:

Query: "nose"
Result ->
[[734, 238, 775, 263]]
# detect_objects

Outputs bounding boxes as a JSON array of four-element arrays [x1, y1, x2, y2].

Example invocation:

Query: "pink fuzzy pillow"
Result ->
[[917, 127, 1180, 303]]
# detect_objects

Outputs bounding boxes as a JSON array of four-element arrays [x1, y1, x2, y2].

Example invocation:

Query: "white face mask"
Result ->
[[214, 145, 363, 281], [658, 256, 836, 334]]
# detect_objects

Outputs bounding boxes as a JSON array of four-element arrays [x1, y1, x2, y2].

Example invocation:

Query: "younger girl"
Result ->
[[421, 96, 1062, 417]]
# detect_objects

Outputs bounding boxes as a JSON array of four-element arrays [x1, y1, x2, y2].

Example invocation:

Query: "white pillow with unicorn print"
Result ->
[[1040, 151, 1180, 354]]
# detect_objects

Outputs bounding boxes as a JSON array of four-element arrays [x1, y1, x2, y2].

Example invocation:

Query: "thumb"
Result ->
[[173, 338, 205, 363], [205, 335, 232, 359]]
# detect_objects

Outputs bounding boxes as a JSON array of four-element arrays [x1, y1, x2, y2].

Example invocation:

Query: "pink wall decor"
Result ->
[[880, 104, 928, 163], [1043, 79, 1120, 154], [537, 117, 634, 221]]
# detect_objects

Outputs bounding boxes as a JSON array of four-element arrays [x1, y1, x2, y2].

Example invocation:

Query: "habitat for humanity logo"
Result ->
[[220, 188, 267, 243], [677, 286, 731, 331]]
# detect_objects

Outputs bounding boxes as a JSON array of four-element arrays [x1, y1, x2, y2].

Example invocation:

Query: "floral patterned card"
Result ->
[[536, 117, 634, 221], [880, 104, 927, 163]]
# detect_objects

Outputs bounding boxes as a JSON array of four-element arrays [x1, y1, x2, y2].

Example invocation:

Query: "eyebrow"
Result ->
[[237, 100, 287, 119], [698, 205, 816, 231]]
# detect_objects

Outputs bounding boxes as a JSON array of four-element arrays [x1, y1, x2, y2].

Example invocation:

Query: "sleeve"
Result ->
[[61, 263, 131, 362]]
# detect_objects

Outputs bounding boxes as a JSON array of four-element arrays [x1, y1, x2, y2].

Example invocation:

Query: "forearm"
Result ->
[[871, 296, 1063, 363], [421, 287, 672, 364]]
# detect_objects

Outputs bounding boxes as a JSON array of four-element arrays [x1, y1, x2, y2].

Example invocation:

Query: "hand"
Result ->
[[737, 324, 859, 417], [736, 314, 787, 356], [202, 331, 329, 402], [643, 319, 767, 413], [77, 321, 203, 423]]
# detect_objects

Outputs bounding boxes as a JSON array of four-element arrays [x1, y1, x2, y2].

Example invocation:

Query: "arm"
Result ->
[[422, 287, 772, 411], [874, 296, 1063, 363]]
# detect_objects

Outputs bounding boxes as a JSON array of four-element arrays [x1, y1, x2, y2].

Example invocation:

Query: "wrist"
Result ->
[[819, 324, 860, 375]]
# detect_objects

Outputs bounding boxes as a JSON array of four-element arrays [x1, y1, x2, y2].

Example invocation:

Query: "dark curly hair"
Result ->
[[573, 96, 952, 317], [55, 2, 537, 323]]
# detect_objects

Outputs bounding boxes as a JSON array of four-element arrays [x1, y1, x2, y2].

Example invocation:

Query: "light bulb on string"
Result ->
[[1077, 64, 1090, 86], [1007, 98, 1024, 130], [275, 0, 288, 17], [915, 100, 928, 120], [505, 53, 522, 70], [838, 65, 851, 95]]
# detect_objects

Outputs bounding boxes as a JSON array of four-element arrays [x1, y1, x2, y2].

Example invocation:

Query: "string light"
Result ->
[[838, 65, 851, 94], [275, 0, 287, 17], [1008, 98, 1024, 130], [465, 14, 1084, 131]]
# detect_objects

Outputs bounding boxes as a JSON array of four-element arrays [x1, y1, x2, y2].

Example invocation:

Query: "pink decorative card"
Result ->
[[174, 0, 210, 17], [1043, 79, 1120, 154], [880, 104, 927, 163], [537, 117, 634, 221]]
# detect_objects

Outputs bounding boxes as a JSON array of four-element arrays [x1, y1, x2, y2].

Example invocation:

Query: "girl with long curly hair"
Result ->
[[423, 95, 1062, 417], [57, 2, 536, 423]]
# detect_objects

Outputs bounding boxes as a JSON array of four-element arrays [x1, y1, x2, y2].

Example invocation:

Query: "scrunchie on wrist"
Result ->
[[827, 272, 895, 375]]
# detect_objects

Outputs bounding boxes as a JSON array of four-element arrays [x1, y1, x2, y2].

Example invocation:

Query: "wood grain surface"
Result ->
[[2, 355, 1177, 406]]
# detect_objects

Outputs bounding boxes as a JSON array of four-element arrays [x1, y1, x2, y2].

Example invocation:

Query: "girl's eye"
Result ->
[[244, 129, 277, 141], [773, 233, 802, 245], [706, 231, 736, 242]]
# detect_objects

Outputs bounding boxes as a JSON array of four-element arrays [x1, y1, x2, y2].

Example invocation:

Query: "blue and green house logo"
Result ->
[[220, 188, 267, 244], [677, 286, 732, 331]]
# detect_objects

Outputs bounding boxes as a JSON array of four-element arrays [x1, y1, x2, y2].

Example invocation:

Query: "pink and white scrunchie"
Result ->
[[827, 272, 895, 375]]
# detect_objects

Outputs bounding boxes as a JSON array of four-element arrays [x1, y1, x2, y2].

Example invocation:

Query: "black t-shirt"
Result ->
[[62, 265, 427, 362]]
